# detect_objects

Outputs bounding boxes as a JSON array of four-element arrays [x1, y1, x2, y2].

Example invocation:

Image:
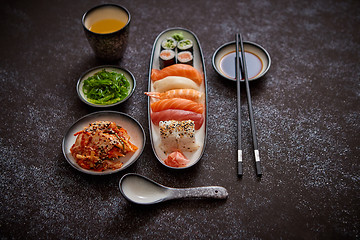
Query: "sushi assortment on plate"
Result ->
[[146, 28, 207, 169]]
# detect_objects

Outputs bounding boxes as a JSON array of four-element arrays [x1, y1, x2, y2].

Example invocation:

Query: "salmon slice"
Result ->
[[151, 109, 204, 130], [145, 89, 204, 103], [150, 98, 204, 114], [151, 64, 203, 85]]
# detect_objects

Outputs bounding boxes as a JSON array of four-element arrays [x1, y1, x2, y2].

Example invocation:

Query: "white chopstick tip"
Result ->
[[254, 150, 260, 162], [238, 150, 243, 163]]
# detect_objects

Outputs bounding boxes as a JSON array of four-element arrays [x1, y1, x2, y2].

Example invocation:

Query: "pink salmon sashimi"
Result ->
[[150, 98, 204, 114], [151, 109, 204, 130], [151, 64, 203, 85]]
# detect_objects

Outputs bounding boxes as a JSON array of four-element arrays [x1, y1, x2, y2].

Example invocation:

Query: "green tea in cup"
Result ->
[[82, 4, 130, 61], [89, 19, 126, 34]]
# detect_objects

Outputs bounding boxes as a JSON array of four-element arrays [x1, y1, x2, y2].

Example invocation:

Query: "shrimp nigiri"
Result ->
[[145, 89, 204, 103], [151, 109, 204, 130], [151, 64, 203, 85], [153, 76, 199, 92], [150, 98, 204, 114]]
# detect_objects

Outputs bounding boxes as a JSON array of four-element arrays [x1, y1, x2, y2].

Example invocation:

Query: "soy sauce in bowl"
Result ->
[[220, 51, 263, 80], [212, 41, 271, 81]]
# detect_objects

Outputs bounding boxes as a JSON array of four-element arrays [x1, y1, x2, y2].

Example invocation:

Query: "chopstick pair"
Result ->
[[235, 33, 262, 177]]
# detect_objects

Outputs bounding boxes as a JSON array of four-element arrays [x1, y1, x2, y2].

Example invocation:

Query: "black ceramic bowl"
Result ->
[[212, 41, 271, 81]]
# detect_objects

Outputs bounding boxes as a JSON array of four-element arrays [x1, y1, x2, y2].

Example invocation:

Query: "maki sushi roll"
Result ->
[[177, 39, 193, 53], [159, 49, 176, 69], [161, 37, 177, 51], [177, 51, 193, 66]]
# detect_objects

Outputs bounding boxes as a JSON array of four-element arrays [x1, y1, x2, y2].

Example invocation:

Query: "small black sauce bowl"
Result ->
[[212, 41, 271, 81]]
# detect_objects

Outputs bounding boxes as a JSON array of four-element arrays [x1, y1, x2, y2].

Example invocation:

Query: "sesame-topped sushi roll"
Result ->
[[176, 120, 198, 152], [177, 39, 193, 53], [159, 49, 176, 69], [159, 120, 199, 154], [177, 51, 193, 66], [159, 120, 178, 153], [161, 37, 177, 51]]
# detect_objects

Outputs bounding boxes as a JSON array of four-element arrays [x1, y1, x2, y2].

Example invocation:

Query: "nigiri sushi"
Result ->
[[159, 120, 178, 152], [153, 76, 200, 92], [164, 151, 190, 168], [151, 64, 203, 85], [151, 109, 204, 130], [176, 120, 199, 152], [159, 120, 199, 153], [145, 89, 204, 103], [151, 98, 204, 114]]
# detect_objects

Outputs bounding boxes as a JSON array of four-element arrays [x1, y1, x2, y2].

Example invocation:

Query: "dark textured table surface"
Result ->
[[1, 0, 359, 239]]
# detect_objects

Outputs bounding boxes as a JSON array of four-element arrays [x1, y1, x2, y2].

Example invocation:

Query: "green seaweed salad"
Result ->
[[82, 69, 130, 105]]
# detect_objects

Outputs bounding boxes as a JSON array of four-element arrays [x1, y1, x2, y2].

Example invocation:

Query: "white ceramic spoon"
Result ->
[[119, 173, 228, 204]]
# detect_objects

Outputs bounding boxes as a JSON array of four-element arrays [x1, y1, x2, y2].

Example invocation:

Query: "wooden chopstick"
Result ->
[[239, 33, 262, 177], [235, 34, 243, 177]]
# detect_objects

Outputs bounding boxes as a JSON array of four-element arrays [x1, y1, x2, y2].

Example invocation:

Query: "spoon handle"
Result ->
[[170, 186, 228, 199]]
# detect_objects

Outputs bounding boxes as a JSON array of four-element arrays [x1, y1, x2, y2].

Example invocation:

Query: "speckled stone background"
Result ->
[[1, 0, 359, 239]]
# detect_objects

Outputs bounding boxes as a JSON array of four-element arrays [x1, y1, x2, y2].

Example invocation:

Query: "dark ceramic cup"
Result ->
[[82, 4, 130, 61]]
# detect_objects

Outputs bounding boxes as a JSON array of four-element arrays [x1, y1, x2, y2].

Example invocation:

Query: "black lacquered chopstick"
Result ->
[[239, 34, 262, 177], [235, 34, 243, 177]]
